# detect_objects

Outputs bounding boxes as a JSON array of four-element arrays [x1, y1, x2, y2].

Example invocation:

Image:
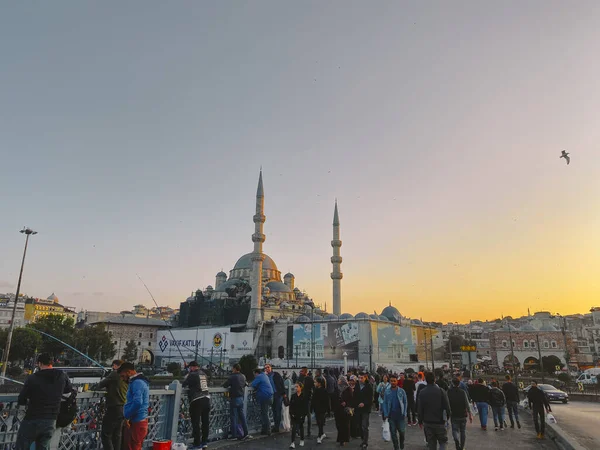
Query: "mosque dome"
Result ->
[[265, 281, 292, 293], [369, 314, 380, 320], [295, 315, 310, 323], [339, 313, 353, 320], [355, 312, 369, 319], [381, 305, 402, 323], [379, 315, 390, 321], [216, 271, 227, 278], [234, 253, 278, 271], [324, 314, 338, 321], [520, 323, 538, 331], [501, 324, 520, 332], [411, 319, 423, 325], [540, 324, 558, 332], [284, 272, 295, 279], [47, 293, 59, 303]]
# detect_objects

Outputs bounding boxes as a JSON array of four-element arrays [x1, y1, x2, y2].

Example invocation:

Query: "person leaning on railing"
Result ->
[[95, 359, 128, 450], [223, 364, 250, 441]]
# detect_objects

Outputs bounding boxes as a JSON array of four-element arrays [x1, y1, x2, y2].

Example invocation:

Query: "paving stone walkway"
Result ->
[[208, 409, 557, 450]]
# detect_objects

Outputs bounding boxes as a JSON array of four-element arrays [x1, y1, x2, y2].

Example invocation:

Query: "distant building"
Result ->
[[90, 316, 171, 365], [24, 293, 77, 323], [0, 293, 26, 329]]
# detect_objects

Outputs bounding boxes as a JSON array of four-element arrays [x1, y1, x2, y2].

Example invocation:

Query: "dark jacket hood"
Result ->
[[36, 368, 68, 382], [129, 373, 150, 385]]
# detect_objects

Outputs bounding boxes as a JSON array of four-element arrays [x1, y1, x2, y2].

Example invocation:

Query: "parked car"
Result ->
[[576, 373, 597, 385], [523, 383, 569, 403], [155, 371, 174, 377]]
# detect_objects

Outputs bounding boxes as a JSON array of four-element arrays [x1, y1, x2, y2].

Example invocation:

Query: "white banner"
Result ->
[[156, 328, 254, 359]]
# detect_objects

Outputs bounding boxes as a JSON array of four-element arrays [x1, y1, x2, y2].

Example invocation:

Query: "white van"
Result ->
[[584, 368, 600, 377], [576, 372, 597, 385]]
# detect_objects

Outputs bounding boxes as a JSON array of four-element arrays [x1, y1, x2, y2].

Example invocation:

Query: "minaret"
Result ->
[[246, 171, 266, 329], [331, 200, 343, 315]]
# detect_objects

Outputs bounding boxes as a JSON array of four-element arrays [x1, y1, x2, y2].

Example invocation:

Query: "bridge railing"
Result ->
[[0, 381, 289, 449]]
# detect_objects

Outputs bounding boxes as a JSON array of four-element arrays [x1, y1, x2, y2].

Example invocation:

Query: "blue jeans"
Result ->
[[451, 419, 466, 450], [16, 419, 56, 450], [492, 406, 505, 428], [476, 402, 488, 428], [259, 397, 273, 434], [506, 401, 519, 425], [388, 417, 406, 450], [272, 395, 283, 431], [230, 397, 248, 439]]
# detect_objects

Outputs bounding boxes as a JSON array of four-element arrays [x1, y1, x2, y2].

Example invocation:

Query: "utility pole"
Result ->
[[430, 330, 435, 372], [449, 335, 454, 374], [536, 333, 545, 383], [1, 228, 37, 383], [424, 331, 429, 370]]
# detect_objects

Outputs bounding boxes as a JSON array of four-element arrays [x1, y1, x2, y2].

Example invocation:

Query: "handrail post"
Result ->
[[167, 380, 183, 443], [243, 386, 249, 418]]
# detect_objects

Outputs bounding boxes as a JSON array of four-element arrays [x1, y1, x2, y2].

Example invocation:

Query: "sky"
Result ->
[[1, 2, 599, 323]]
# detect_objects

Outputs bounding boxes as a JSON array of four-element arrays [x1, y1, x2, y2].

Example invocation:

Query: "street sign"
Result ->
[[578, 382, 584, 392], [460, 345, 477, 352], [555, 365, 561, 371], [518, 382, 524, 389]]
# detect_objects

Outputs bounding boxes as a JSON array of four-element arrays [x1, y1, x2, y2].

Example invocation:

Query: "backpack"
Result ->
[[490, 388, 505, 406], [56, 387, 78, 427]]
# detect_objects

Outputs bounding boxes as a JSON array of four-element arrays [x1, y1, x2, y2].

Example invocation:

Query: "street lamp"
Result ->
[[1, 228, 37, 382], [555, 313, 571, 369], [343, 351, 348, 374]]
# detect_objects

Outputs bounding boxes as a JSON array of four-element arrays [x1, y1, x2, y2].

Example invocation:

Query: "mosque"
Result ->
[[174, 171, 440, 369]]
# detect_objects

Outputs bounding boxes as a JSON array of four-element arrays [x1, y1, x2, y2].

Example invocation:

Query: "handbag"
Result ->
[[382, 420, 391, 442]]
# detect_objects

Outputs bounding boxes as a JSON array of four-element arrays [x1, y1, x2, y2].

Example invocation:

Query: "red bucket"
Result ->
[[152, 441, 172, 450]]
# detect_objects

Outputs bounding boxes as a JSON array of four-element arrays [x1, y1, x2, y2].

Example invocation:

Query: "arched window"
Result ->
[[551, 341, 557, 348], [544, 341, 550, 349], [512, 340, 516, 348], [524, 341, 529, 348], [530, 340, 536, 348], [278, 345, 285, 359], [502, 340, 508, 348]]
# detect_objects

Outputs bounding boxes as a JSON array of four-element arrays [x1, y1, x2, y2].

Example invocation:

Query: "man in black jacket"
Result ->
[[502, 375, 520, 429], [297, 367, 314, 437], [183, 361, 211, 448], [356, 372, 374, 449], [418, 372, 451, 450], [16, 353, 72, 450], [447, 378, 472, 450], [468, 379, 491, 430], [223, 364, 250, 440], [265, 364, 286, 433], [96, 359, 128, 450], [527, 380, 551, 439], [402, 375, 417, 425]]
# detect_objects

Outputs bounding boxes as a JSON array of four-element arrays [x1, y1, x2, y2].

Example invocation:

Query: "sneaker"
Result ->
[[202, 445, 208, 450], [321, 434, 326, 440], [242, 435, 252, 441], [317, 437, 322, 444], [495, 427, 498, 431], [510, 423, 515, 429], [290, 443, 296, 449], [300, 441, 305, 447]]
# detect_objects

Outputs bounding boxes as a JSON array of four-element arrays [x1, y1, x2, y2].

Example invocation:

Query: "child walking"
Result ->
[[289, 382, 308, 448]]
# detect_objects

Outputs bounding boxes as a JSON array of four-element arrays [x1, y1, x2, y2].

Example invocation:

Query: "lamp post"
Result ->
[[1, 228, 37, 382], [343, 351, 348, 374], [556, 313, 570, 369], [535, 333, 545, 383]]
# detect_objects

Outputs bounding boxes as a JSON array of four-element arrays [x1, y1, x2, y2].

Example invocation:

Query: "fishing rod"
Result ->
[[0, 375, 23, 385], [136, 274, 188, 366], [30, 328, 105, 369]]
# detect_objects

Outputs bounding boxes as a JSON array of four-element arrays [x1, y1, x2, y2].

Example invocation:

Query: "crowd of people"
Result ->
[[219, 365, 555, 450]]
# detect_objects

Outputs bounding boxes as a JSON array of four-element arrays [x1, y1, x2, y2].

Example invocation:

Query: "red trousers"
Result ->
[[123, 419, 148, 450]]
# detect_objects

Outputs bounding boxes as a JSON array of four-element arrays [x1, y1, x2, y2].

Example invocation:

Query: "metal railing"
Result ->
[[0, 382, 289, 448]]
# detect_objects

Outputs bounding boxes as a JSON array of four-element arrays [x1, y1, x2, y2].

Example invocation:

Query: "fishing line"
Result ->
[[136, 274, 187, 366], [30, 328, 105, 369]]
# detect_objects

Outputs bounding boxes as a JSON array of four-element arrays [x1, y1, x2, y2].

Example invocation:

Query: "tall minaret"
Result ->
[[331, 200, 343, 315], [247, 171, 266, 329]]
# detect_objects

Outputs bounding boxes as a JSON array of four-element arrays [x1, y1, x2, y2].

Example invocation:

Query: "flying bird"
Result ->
[[560, 150, 570, 165]]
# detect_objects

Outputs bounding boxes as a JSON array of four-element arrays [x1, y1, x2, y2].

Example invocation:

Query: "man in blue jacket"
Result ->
[[382, 374, 408, 450], [118, 362, 150, 450], [251, 368, 274, 435]]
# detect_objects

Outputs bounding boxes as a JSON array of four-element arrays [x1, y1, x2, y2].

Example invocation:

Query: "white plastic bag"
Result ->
[[282, 404, 291, 431], [546, 413, 557, 424], [471, 403, 478, 415], [382, 420, 391, 442], [520, 399, 529, 409], [172, 444, 187, 450]]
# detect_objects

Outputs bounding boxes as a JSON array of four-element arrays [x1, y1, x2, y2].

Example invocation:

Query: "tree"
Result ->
[[0, 328, 42, 363], [29, 314, 76, 358], [167, 362, 181, 377], [122, 340, 138, 362], [542, 355, 563, 374], [73, 324, 116, 365], [238, 354, 258, 381]]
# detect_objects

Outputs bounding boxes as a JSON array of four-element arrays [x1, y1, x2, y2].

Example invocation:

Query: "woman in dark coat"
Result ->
[[334, 376, 353, 446]]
